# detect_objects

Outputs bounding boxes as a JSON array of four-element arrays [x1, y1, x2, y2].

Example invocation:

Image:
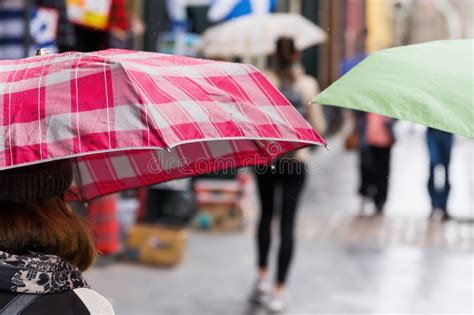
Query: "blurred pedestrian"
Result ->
[[250, 37, 326, 313], [358, 113, 395, 214], [426, 128, 453, 220], [0, 160, 114, 314], [339, 35, 393, 215]]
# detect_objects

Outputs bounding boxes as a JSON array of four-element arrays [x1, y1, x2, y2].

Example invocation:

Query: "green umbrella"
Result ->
[[314, 39, 473, 138]]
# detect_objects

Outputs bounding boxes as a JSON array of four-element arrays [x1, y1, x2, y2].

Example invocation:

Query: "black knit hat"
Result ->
[[0, 160, 73, 204]]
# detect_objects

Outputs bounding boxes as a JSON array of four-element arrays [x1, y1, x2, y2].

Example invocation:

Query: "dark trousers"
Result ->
[[427, 128, 453, 209], [256, 160, 306, 285], [359, 146, 392, 210]]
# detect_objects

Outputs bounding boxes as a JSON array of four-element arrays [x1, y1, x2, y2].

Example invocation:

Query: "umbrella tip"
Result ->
[[36, 48, 49, 56], [165, 147, 171, 153], [324, 144, 330, 151]]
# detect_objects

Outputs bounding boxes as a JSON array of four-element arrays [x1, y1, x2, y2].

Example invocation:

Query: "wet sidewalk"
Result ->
[[87, 123, 473, 314]]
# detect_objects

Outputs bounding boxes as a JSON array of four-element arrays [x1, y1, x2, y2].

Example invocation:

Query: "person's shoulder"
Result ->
[[292, 65, 317, 84], [296, 73, 320, 95], [73, 288, 115, 315], [298, 72, 319, 87]]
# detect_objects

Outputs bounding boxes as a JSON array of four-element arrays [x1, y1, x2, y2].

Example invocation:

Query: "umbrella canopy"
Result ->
[[0, 49, 325, 200], [199, 13, 327, 58], [314, 40, 473, 138]]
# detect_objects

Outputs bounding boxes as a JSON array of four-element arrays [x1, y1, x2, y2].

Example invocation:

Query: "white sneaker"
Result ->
[[249, 279, 270, 304], [359, 196, 369, 213], [266, 292, 288, 313]]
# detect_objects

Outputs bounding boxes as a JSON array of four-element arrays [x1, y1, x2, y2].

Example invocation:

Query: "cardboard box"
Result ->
[[125, 224, 187, 267]]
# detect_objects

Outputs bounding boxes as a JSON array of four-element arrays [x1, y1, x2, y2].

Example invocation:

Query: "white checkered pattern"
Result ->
[[0, 49, 325, 200]]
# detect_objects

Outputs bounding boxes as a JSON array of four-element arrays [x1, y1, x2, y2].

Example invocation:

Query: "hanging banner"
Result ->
[[66, 0, 112, 30], [0, 3, 59, 59], [30, 7, 59, 53], [208, 0, 277, 22], [166, 0, 213, 25]]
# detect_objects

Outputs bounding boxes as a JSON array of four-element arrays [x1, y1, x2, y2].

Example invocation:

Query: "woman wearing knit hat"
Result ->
[[0, 160, 115, 314]]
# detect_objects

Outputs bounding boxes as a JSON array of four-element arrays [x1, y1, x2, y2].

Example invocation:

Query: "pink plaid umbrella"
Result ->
[[0, 49, 325, 200]]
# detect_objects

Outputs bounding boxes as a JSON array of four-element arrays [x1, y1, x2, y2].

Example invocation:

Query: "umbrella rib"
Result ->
[[246, 65, 295, 135], [103, 63, 112, 149], [37, 56, 49, 159], [117, 62, 169, 149], [74, 57, 82, 153], [251, 139, 273, 164], [210, 65, 269, 137], [7, 60, 23, 165]]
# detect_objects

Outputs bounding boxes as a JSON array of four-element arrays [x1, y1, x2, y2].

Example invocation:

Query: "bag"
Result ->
[[344, 128, 359, 151], [0, 294, 40, 315], [366, 113, 393, 147]]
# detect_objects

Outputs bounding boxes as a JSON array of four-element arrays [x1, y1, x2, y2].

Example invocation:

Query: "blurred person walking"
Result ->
[[426, 128, 453, 220], [250, 37, 326, 313], [358, 113, 395, 214], [0, 160, 114, 314], [340, 29, 394, 215], [338, 38, 389, 216]]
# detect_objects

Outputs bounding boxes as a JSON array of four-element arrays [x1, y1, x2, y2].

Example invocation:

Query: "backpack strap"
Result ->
[[0, 294, 41, 315]]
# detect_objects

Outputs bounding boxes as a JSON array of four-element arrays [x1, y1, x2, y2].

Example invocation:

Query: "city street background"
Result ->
[[87, 122, 473, 314], [1, 1, 473, 313]]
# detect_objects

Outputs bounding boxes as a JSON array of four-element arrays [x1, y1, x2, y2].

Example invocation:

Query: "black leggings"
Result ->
[[256, 160, 306, 285], [359, 146, 391, 210]]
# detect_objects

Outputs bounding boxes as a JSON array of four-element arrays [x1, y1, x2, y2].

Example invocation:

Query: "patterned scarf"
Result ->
[[0, 250, 89, 294]]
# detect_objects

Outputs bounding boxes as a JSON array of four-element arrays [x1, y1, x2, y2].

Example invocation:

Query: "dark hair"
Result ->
[[0, 197, 96, 271], [275, 37, 297, 83]]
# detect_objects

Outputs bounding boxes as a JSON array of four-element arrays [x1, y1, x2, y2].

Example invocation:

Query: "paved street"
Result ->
[[87, 123, 473, 315]]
